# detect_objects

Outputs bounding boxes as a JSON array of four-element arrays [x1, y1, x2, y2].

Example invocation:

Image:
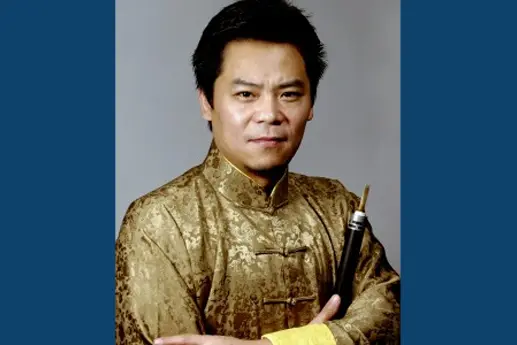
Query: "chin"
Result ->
[[246, 155, 290, 172]]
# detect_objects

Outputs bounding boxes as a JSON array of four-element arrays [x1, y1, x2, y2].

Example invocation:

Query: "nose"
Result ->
[[254, 96, 284, 125]]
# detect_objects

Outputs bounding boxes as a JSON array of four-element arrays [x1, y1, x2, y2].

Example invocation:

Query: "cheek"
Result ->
[[286, 109, 311, 133], [219, 103, 253, 130], [291, 124, 307, 143]]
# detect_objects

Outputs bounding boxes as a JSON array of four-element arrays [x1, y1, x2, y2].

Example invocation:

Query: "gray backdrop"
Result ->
[[116, 0, 400, 272]]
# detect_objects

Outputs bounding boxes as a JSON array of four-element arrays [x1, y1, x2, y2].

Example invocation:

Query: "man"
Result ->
[[116, 1, 400, 345]]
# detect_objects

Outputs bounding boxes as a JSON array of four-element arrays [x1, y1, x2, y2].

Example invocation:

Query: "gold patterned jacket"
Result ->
[[116, 143, 400, 345]]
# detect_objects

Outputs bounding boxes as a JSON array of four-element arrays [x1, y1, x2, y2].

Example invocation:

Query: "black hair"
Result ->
[[191, 0, 328, 130]]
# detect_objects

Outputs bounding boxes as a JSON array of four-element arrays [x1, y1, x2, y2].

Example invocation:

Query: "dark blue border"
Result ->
[[402, 1, 517, 343], [2, 0, 517, 344], [0, 1, 114, 343]]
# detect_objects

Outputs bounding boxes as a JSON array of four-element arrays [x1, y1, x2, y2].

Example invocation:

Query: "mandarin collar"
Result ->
[[201, 141, 289, 212]]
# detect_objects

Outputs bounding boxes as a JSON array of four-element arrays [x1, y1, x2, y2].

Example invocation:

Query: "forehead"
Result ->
[[219, 40, 308, 82]]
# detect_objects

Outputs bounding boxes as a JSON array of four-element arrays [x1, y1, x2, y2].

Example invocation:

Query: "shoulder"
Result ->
[[119, 165, 204, 237], [128, 165, 201, 212], [288, 171, 360, 208]]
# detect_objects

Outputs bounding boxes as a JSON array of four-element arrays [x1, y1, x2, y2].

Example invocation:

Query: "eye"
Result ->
[[236, 91, 254, 100], [281, 91, 302, 100]]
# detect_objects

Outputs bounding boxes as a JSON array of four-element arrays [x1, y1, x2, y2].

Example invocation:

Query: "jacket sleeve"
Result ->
[[116, 200, 205, 345], [324, 222, 400, 344], [263, 181, 400, 345], [263, 224, 400, 345]]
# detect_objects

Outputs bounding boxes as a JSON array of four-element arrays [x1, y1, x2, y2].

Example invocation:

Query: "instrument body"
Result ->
[[332, 185, 370, 319]]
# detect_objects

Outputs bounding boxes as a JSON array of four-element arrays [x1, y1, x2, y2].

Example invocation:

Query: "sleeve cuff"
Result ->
[[262, 324, 336, 345]]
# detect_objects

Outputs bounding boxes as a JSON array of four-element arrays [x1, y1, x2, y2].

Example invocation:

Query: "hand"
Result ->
[[309, 294, 341, 324], [153, 295, 341, 345], [153, 335, 270, 345]]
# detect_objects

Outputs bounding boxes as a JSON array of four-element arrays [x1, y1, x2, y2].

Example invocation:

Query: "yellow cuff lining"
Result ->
[[262, 324, 336, 345]]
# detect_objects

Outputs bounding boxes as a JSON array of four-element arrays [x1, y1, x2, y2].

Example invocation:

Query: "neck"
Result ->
[[247, 166, 286, 195], [220, 154, 286, 195], [202, 142, 290, 209]]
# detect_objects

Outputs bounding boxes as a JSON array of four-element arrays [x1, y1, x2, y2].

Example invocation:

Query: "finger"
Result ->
[[310, 294, 340, 324], [309, 294, 341, 324], [154, 334, 204, 345]]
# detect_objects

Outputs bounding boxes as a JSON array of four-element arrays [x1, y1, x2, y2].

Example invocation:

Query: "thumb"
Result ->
[[154, 335, 203, 345], [309, 294, 341, 324]]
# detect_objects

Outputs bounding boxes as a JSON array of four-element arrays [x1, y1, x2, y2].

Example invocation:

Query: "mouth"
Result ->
[[249, 137, 287, 147]]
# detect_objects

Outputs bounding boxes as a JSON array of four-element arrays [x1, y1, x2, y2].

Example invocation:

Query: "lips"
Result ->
[[249, 137, 286, 142], [248, 137, 286, 147]]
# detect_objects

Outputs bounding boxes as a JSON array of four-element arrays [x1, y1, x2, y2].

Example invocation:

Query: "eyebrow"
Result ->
[[232, 78, 306, 89]]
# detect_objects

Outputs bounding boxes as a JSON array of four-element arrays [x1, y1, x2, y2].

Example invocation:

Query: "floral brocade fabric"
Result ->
[[116, 142, 400, 345]]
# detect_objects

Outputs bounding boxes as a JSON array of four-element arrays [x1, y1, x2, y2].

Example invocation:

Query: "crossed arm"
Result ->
[[116, 203, 400, 345]]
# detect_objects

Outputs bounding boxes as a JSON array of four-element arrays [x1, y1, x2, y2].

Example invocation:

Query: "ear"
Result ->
[[307, 107, 314, 121], [197, 89, 213, 121]]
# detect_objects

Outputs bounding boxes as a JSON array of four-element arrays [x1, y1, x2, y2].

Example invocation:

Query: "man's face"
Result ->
[[199, 40, 314, 178]]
